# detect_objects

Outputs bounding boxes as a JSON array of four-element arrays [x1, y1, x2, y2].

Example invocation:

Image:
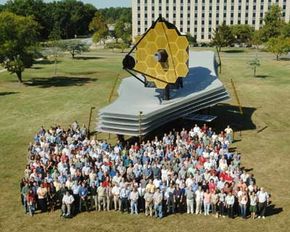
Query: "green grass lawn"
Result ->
[[0, 48, 290, 232]]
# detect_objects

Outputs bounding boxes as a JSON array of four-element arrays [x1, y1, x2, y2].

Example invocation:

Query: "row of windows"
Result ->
[[138, 3, 287, 12], [138, 18, 263, 28], [137, 10, 287, 20], [137, 0, 285, 3]]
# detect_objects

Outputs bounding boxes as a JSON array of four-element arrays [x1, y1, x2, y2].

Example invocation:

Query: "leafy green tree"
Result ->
[[47, 23, 63, 75], [248, 56, 260, 77], [231, 24, 254, 46], [47, 0, 96, 39], [266, 37, 290, 60], [0, 11, 39, 82], [89, 11, 109, 44], [252, 30, 263, 48], [61, 40, 89, 59], [98, 7, 131, 24], [186, 33, 197, 47], [4, 0, 50, 40], [3, 55, 25, 82], [281, 22, 290, 38], [211, 22, 234, 52], [114, 19, 132, 44], [260, 4, 284, 42]]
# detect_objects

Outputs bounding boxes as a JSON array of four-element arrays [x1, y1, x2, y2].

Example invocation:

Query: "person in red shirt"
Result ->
[[208, 179, 216, 193], [26, 189, 35, 216]]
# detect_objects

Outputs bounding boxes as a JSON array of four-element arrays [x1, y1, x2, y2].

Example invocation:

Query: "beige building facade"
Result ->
[[132, 0, 290, 42]]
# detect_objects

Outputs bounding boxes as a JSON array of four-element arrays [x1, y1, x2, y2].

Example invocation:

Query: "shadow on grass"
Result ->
[[279, 57, 290, 61], [24, 76, 97, 88], [65, 71, 99, 75], [125, 103, 256, 144], [223, 49, 245, 54], [255, 75, 268, 79], [74, 56, 104, 60], [33, 59, 61, 65], [0, 91, 19, 96], [266, 204, 283, 217]]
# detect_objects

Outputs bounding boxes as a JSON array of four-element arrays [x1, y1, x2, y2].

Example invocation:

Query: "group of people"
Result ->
[[20, 121, 270, 219]]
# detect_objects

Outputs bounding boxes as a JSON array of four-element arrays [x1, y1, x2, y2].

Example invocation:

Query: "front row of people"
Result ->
[[58, 182, 269, 219]]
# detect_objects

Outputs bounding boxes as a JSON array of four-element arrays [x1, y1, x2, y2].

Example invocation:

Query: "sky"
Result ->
[[0, 0, 132, 8]]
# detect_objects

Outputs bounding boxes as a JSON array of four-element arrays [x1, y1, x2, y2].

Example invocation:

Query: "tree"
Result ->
[[114, 19, 132, 44], [248, 56, 260, 77], [211, 22, 234, 52], [260, 5, 284, 42], [89, 11, 109, 44], [186, 33, 197, 47], [0, 11, 39, 82], [211, 22, 234, 74], [61, 40, 89, 59], [266, 37, 290, 60], [3, 55, 25, 82], [47, 23, 63, 75], [4, 0, 50, 40], [98, 7, 131, 24], [281, 22, 290, 38], [252, 30, 263, 48], [231, 24, 254, 46]]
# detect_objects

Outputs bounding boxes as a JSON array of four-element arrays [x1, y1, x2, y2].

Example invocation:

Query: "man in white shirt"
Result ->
[[225, 191, 235, 218], [257, 187, 269, 219], [61, 191, 74, 217], [129, 187, 139, 214], [195, 186, 203, 214], [112, 183, 121, 211]]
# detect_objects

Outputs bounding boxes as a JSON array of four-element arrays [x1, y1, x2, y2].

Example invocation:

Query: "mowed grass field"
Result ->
[[0, 48, 290, 232]]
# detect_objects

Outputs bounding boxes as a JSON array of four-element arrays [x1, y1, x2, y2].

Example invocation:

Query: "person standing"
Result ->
[[112, 183, 121, 211], [97, 183, 106, 211], [37, 183, 48, 213], [120, 184, 130, 213], [257, 187, 269, 219], [144, 188, 154, 216], [79, 182, 89, 212], [185, 186, 195, 214], [105, 183, 113, 211], [26, 189, 36, 216], [249, 191, 258, 219], [89, 184, 98, 211], [21, 182, 29, 214], [129, 187, 139, 214], [61, 190, 74, 217], [153, 188, 163, 218], [239, 191, 248, 219], [224, 125, 233, 144], [203, 189, 211, 216], [218, 189, 226, 218], [211, 189, 219, 218], [225, 191, 235, 219], [195, 186, 203, 215]]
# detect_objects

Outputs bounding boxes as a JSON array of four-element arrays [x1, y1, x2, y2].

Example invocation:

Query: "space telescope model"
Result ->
[[97, 17, 230, 136], [122, 16, 189, 100]]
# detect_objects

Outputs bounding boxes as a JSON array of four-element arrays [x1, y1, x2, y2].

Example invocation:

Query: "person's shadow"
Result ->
[[266, 204, 283, 217]]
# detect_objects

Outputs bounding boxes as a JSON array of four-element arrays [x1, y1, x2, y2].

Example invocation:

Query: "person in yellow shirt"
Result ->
[[145, 179, 155, 194]]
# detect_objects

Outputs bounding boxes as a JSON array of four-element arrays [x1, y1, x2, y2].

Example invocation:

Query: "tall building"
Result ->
[[132, 0, 290, 42]]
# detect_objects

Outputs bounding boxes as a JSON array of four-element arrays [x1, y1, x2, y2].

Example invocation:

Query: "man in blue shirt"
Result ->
[[79, 182, 88, 212], [120, 184, 130, 213]]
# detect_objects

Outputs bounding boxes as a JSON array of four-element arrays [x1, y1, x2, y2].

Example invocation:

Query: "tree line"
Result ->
[[0, 0, 131, 40], [0, 0, 131, 82], [211, 5, 290, 60]]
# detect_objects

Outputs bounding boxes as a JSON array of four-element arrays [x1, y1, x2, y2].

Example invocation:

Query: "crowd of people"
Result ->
[[20, 121, 270, 219]]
